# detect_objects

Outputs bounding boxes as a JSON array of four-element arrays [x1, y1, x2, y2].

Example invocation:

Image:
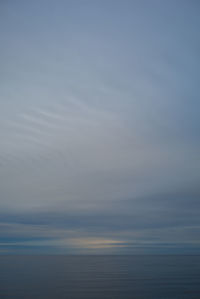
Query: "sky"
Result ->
[[0, 0, 200, 254]]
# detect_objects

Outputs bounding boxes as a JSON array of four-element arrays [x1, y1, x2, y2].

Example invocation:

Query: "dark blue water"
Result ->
[[0, 255, 200, 299]]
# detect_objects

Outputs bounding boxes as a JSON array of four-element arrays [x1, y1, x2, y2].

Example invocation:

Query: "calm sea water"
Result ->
[[0, 255, 200, 299]]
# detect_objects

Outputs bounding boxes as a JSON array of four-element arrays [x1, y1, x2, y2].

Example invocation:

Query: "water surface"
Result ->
[[0, 255, 200, 298]]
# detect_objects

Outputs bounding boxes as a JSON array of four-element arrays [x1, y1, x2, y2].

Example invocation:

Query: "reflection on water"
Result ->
[[0, 255, 200, 299]]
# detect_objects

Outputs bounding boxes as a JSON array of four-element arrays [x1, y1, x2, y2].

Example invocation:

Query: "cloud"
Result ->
[[0, 0, 200, 253]]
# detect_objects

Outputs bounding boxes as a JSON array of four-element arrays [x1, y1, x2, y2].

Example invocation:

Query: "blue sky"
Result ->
[[0, 0, 200, 254]]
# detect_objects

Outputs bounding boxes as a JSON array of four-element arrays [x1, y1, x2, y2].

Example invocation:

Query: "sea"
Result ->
[[0, 255, 200, 299]]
